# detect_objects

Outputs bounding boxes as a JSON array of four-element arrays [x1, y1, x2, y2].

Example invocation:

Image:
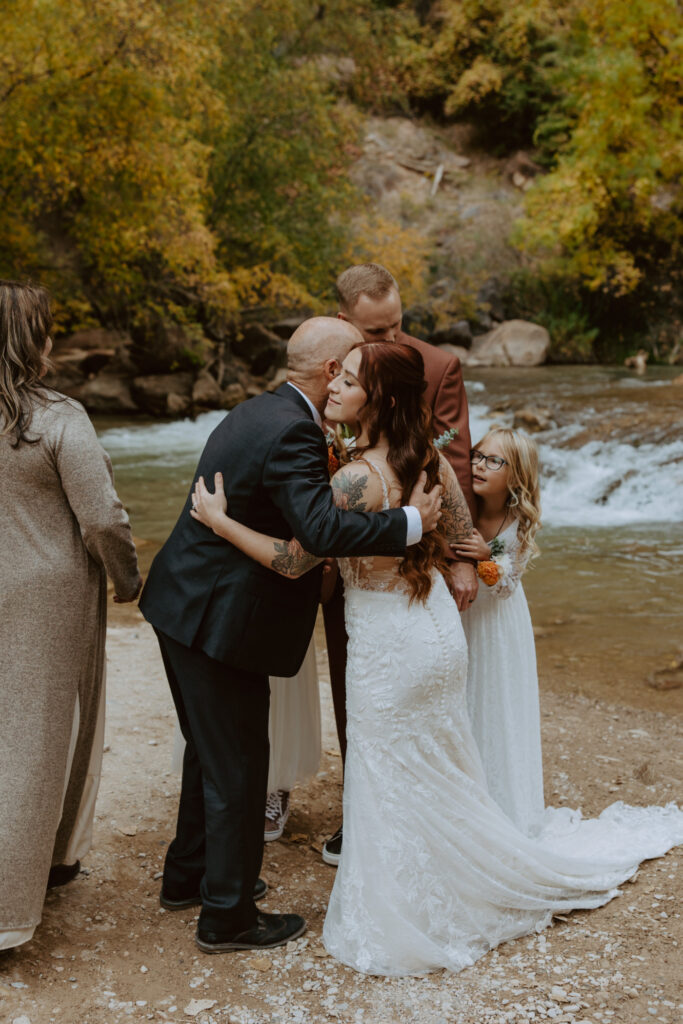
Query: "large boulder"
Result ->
[[468, 320, 550, 367], [52, 328, 129, 353], [437, 343, 471, 365], [50, 328, 132, 380], [232, 324, 287, 377], [192, 370, 223, 408], [131, 373, 193, 416], [74, 374, 138, 414]]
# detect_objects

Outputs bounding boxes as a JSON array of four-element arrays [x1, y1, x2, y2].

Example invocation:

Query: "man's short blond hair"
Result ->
[[335, 264, 399, 313]]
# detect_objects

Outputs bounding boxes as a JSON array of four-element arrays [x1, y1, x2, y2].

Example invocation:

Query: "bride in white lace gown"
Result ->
[[191, 341, 683, 977]]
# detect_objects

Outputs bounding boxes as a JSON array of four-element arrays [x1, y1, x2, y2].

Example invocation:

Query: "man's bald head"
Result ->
[[287, 317, 362, 377]]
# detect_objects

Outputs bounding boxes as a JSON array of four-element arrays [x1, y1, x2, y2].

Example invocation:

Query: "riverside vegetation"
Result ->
[[1, 0, 681, 412]]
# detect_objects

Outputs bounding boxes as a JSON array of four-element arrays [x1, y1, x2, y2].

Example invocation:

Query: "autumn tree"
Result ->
[[404, 0, 683, 355], [0, 0, 223, 333]]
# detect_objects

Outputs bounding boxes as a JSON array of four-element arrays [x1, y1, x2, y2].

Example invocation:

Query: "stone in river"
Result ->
[[468, 319, 550, 367], [513, 407, 554, 432]]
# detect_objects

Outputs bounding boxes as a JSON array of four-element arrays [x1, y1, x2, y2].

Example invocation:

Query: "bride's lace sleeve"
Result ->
[[489, 528, 531, 600]]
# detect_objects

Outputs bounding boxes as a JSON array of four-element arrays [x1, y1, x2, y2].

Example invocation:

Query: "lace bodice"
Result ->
[[338, 458, 411, 595]]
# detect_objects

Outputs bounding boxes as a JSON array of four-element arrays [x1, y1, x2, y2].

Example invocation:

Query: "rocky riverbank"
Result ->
[[1, 608, 681, 1024], [45, 314, 553, 418]]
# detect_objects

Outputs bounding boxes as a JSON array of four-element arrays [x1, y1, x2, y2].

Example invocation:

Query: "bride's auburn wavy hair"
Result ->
[[475, 427, 542, 560], [351, 341, 449, 603]]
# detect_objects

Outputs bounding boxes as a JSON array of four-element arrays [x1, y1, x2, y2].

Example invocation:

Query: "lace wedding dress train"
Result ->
[[322, 548, 683, 977]]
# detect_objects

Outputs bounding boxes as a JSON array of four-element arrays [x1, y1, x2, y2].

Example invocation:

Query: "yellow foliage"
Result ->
[[342, 215, 429, 309]]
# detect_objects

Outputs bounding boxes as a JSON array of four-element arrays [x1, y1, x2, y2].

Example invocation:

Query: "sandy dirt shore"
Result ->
[[1, 601, 681, 1024]]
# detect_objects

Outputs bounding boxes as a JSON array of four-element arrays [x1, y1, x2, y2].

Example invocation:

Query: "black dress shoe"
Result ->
[[196, 911, 306, 953], [160, 877, 268, 910], [322, 826, 342, 866], [47, 861, 80, 889]]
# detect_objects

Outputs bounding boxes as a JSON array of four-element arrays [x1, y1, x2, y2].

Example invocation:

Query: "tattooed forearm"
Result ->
[[332, 470, 369, 512], [441, 473, 473, 544], [271, 537, 323, 578]]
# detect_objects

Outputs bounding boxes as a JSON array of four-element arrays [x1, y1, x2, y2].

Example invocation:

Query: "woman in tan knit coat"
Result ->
[[0, 281, 141, 949]]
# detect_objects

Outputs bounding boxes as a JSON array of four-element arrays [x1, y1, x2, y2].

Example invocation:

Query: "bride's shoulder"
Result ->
[[330, 459, 384, 512]]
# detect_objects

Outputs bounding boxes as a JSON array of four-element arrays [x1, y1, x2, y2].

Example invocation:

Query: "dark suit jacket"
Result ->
[[398, 330, 475, 518], [140, 383, 407, 677]]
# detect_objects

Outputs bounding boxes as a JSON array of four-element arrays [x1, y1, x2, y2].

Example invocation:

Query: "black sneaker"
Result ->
[[47, 861, 81, 889], [196, 911, 306, 953], [322, 826, 342, 866], [160, 877, 267, 910]]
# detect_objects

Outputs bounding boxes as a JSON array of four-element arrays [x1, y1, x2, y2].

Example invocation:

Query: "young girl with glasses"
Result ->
[[455, 428, 545, 835]]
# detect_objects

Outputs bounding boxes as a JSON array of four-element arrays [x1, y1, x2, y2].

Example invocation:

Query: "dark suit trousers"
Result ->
[[155, 629, 270, 934], [322, 575, 348, 766]]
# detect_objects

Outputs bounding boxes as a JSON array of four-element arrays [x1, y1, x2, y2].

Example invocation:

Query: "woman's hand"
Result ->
[[190, 472, 229, 533], [113, 577, 143, 603], [453, 528, 491, 562]]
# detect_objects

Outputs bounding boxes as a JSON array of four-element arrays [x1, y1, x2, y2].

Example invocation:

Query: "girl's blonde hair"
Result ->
[[475, 427, 542, 559], [0, 280, 53, 446]]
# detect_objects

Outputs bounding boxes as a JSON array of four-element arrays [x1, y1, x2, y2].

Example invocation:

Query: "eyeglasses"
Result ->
[[470, 449, 507, 472]]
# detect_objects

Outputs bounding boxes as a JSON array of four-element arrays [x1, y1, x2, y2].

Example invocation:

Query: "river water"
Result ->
[[96, 366, 683, 712]]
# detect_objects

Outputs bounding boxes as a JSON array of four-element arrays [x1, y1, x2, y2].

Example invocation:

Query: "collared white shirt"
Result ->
[[286, 381, 322, 428], [285, 381, 421, 546]]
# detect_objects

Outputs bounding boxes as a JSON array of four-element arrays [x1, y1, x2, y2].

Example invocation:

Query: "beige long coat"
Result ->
[[0, 393, 140, 934]]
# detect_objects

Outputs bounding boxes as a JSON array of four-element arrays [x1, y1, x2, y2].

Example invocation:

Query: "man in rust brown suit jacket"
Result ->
[[321, 262, 477, 865]]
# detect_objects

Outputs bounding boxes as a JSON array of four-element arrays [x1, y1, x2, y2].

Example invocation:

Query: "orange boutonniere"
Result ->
[[477, 560, 502, 586], [327, 443, 340, 477]]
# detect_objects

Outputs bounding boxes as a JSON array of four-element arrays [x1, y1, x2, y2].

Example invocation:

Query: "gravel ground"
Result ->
[[1, 608, 681, 1024]]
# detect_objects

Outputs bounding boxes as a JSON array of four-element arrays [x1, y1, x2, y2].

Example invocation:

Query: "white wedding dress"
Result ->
[[462, 519, 545, 834], [322, 464, 683, 977]]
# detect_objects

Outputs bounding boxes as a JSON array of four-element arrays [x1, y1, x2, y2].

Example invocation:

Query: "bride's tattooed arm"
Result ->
[[271, 537, 323, 578], [438, 455, 473, 545], [270, 469, 370, 576], [331, 469, 369, 512]]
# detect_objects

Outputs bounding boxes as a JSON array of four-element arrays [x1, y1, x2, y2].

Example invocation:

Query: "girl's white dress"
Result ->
[[461, 520, 545, 834], [322, 463, 683, 977], [267, 639, 321, 793], [172, 642, 321, 791]]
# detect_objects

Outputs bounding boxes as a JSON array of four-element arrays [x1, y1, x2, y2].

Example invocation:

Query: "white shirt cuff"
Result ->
[[403, 505, 423, 546]]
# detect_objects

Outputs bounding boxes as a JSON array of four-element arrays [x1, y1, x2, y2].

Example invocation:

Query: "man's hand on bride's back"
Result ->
[[409, 471, 443, 534], [190, 472, 229, 533]]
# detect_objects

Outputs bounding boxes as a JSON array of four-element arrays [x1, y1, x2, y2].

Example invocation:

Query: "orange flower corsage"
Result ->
[[477, 560, 502, 587], [327, 443, 340, 477]]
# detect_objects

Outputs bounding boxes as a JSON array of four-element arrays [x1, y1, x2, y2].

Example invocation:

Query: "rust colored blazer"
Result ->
[[398, 330, 475, 517]]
